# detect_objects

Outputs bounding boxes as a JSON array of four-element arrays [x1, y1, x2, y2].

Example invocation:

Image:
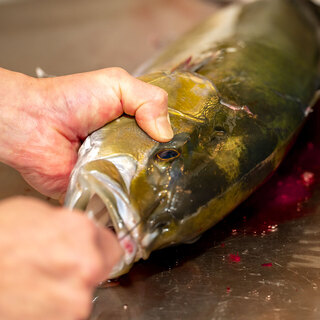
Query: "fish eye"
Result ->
[[156, 149, 180, 161]]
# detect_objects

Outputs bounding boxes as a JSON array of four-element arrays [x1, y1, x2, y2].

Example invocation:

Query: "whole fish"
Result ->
[[65, 0, 320, 278]]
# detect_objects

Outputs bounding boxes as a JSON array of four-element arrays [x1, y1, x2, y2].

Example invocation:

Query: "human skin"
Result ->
[[0, 197, 122, 320], [0, 67, 173, 320], [0, 67, 173, 199]]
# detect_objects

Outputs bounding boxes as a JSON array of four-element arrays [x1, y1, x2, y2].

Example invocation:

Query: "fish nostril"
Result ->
[[148, 211, 173, 232], [214, 126, 226, 135]]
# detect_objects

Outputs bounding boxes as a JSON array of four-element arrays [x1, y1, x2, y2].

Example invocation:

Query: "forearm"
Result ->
[[0, 66, 172, 198], [0, 68, 43, 169]]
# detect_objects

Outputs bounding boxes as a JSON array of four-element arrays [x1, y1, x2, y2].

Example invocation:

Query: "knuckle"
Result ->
[[108, 67, 129, 78], [153, 88, 168, 105]]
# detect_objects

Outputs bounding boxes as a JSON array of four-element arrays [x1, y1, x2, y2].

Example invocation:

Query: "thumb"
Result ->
[[48, 67, 173, 142]]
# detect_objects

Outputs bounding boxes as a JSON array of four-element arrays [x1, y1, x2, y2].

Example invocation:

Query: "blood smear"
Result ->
[[229, 253, 241, 263], [261, 263, 273, 267]]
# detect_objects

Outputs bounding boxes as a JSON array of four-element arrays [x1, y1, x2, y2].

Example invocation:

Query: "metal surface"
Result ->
[[0, 1, 319, 319]]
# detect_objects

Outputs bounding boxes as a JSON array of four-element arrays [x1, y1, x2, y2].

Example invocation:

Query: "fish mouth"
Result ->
[[65, 157, 143, 278]]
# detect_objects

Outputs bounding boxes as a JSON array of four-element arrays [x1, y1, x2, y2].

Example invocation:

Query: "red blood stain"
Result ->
[[237, 134, 320, 234], [240, 101, 320, 235], [226, 287, 231, 293], [229, 253, 241, 263], [261, 263, 273, 267], [123, 240, 134, 254]]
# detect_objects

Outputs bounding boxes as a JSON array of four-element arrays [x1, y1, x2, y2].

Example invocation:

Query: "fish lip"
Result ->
[[65, 158, 144, 278], [87, 171, 143, 279]]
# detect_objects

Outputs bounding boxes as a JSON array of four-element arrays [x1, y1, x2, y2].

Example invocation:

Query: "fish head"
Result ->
[[65, 71, 240, 278]]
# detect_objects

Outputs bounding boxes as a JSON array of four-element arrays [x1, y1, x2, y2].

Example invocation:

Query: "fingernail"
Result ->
[[156, 114, 174, 141]]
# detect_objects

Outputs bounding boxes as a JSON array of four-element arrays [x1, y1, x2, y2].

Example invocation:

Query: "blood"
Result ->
[[218, 104, 320, 237], [261, 263, 273, 267], [229, 253, 241, 263], [171, 55, 193, 72], [123, 240, 134, 254], [237, 135, 320, 234]]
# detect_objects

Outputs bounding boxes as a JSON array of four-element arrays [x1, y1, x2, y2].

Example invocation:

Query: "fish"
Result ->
[[65, 0, 320, 278]]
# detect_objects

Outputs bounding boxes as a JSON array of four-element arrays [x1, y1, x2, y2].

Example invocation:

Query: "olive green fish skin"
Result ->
[[65, 0, 320, 277]]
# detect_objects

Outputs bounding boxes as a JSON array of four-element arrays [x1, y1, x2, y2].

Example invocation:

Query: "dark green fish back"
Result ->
[[197, 0, 319, 143]]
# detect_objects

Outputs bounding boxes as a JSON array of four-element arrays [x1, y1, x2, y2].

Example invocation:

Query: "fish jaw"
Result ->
[[65, 156, 146, 278]]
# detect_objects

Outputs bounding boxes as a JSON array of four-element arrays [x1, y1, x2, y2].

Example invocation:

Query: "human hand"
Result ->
[[0, 197, 122, 320], [0, 67, 173, 198]]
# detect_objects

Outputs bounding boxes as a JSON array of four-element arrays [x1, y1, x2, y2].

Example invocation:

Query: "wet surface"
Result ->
[[91, 106, 320, 320], [0, 0, 319, 319]]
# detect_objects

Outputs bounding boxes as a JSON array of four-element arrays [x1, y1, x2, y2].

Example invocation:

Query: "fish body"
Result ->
[[65, 0, 320, 277]]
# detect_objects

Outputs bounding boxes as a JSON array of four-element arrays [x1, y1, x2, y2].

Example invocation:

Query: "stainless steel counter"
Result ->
[[0, 1, 319, 319]]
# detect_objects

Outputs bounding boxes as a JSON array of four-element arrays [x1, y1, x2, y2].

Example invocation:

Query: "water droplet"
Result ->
[[266, 295, 271, 301], [301, 171, 315, 187], [232, 229, 237, 235], [98, 279, 120, 288], [123, 304, 128, 310]]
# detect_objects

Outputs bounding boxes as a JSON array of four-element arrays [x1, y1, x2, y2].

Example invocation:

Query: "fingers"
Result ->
[[53, 208, 123, 285], [95, 226, 123, 281], [50, 67, 174, 142], [105, 68, 174, 142], [0, 197, 123, 319]]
